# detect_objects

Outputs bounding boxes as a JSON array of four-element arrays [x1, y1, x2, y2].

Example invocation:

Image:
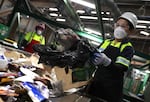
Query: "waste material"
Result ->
[[0, 38, 96, 101], [33, 39, 95, 69]]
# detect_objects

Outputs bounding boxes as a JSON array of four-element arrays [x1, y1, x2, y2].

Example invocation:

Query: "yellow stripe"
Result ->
[[4, 38, 16, 44], [110, 40, 121, 48], [99, 39, 132, 68], [100, 39, 133, 53], [120, 42, 132, 52], [100, 39, 111, 49]]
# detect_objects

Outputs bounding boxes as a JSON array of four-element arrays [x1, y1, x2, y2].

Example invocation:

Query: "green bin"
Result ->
[[0, 23, 9, 40]]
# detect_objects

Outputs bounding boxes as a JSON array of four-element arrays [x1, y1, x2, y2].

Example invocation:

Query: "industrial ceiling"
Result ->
[[0, 0, 150, 55]]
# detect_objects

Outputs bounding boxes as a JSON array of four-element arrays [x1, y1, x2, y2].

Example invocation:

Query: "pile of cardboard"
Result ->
[[0, 46, 89, 102]]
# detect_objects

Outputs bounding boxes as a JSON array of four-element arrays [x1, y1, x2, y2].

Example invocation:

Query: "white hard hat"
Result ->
[[119, 12, 138, 29]]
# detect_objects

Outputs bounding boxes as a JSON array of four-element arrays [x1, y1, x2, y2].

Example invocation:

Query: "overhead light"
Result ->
[[137, 20, 150, 24], [105, 33, 111, 36], [91, 11, 104, 15], [56, 18, 66, 22], [70, 0, 95, 9], [80, 16, 113, 21], [84, 28, 101, 36], [91, 11, 97, 14], [49, 13, 58, 17], [102, 17, 113, 21], [140, 31, 150, 36], [106, 12, 110, 15], [26, 15, 30, 18], [49, 8, 58, 11], [80, 16, 97, 20], [76, 10, 85, 14], [136, 25, 147, 29]]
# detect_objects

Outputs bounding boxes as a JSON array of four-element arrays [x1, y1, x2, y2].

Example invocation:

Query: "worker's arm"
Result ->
[[108, 46, 134, 72], [19, 39, 28, 48], [19, 32, 32, 49]]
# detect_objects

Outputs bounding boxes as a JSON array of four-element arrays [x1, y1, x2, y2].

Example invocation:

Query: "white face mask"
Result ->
[[114, 26, 127, 39], [37, 30, 43, 35]]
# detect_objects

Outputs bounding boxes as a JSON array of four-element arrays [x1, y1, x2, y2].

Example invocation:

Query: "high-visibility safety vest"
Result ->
[[24, 32, 45, 53], [24, 32, 45, 45], [99, 39, 134, 68]]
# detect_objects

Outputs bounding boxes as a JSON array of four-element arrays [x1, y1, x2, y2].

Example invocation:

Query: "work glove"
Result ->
[[92, 52, 111, 67]]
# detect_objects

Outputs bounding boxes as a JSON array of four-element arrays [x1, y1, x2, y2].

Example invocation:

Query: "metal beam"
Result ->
[[0, 7, 13, 17], [135, 50, 150, 60], [10, 5, 81, 31], [7, 0, 33, 26], [129, 35, 150, 40], [0, 0, 5, 9], [59, 0, 84, 31], [94, 0, 105, 40]]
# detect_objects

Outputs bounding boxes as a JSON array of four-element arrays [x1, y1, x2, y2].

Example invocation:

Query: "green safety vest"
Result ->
[[24, 32, 45, 45], [99, 39, 133, 68]]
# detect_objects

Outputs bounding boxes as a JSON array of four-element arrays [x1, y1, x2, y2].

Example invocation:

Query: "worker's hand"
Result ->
[[92, 52, 104, 66], [101, 53, 111, 67], [92, 52, 111, 67]]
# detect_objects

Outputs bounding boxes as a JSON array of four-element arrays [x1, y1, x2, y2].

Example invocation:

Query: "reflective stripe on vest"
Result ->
[[116, 42, 132, 67], [99, 39, 111, 52], [99, 39, 132, 67], [116, 56, 130, 67]]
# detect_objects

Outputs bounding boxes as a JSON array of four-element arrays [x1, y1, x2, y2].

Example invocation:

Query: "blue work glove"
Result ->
[[92, 52, 111, 67]]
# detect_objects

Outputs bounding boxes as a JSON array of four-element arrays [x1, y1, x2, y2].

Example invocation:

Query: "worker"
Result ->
[[87, 12, 138, 102], [20, 23, 46, 53]]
